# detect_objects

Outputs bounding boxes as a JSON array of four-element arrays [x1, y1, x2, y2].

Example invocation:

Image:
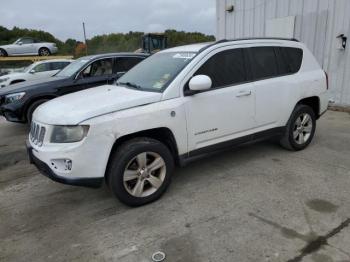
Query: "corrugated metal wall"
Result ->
[[216, 0, 350, 106]]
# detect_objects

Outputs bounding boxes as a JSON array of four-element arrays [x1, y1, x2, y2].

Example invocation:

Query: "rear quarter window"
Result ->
[[280, 47, 303, 74]]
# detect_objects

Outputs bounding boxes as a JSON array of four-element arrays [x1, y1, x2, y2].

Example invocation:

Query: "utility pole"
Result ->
[[82, 22, 88, 55]]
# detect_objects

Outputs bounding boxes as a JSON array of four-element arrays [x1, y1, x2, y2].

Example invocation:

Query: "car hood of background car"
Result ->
[[34, 85, 163, 125], [0, 44, 13, 49], [0, 72, 26, 81], [0, 76, 67, 95]]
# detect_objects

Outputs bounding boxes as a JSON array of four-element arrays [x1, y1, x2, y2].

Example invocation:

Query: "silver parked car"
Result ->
[[0, 37, 58, 57]]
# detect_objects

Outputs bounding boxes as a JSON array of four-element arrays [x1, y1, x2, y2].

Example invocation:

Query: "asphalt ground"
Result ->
[[1, 111, 350, 262]]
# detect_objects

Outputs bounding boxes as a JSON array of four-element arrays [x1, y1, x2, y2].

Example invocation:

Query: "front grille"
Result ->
[[30, 122, 46, 146]]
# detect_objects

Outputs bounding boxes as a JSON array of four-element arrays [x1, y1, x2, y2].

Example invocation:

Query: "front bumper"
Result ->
[[0, 100, 25, 122], [26, 140, 103, 188]]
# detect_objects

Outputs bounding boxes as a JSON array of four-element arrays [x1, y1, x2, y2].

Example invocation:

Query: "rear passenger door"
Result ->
[[185, 47, 256, 152], [247, 46, 302, 129]]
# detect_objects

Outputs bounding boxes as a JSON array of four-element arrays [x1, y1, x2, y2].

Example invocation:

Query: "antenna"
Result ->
[[82, 22, 88, 55]]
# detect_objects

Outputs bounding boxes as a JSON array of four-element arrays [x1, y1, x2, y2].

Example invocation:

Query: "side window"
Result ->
[[81, 58, 113, 78], [32, 63, 50, 73], [50, 62, 71, 71], [248, 47, 278, 80], [116, 57, 144, 73], [280, 47, 303, 74], [274, 47, 291, 75], [21, 38, 34, 44], [194, 48, 247, 89]]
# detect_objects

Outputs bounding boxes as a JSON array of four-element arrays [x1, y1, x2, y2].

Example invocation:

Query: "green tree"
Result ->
[[0, 25, 216, 57]]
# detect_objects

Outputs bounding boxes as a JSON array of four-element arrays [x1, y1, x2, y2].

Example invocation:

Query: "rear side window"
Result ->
[[50, 62, 71, 70], [194, 48, 247, 88], [33, 63, 51, 73], [248, 47, 278, 80], [116, 57, 144, 73], [21, 38, 34, 44], [279, 47, 303, 74]]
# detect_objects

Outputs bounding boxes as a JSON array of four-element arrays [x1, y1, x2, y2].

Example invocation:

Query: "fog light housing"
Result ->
[[65, 160, 72, 171], [50, 159, 73, 172]]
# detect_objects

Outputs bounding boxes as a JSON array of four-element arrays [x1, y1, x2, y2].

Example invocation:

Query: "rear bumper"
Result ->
[[26, 140, 103, 188], [50, 46, 58, 54]]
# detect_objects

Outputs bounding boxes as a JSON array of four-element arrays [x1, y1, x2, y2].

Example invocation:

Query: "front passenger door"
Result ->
[[70, 58, 115, 93], [18, 38, 35, 54], [185, 48, 256, 153]]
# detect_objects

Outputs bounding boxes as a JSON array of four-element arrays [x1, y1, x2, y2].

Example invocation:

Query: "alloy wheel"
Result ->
[[123, 152, 166, 198], [40, 49, 50, 56], [293, 113, 313, 144]]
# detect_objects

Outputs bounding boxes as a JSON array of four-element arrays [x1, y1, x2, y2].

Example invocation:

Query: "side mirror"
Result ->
[[116, 71, 126, 79], [74, 73, 83, 81], [189, 75, 212, 92], [17, 42, 23, 45], [29, 69, 36, 74]]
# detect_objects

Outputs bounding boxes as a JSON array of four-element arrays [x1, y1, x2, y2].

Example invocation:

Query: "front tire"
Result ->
[[107, 138, 174, 206], [26, 99, 49, 124], [280, 105, 316, 151], [0, 48, 8, 57], [38, 47, 51, 56]]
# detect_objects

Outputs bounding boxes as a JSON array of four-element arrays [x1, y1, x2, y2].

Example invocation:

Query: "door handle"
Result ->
[[236, 90, 252, 97]]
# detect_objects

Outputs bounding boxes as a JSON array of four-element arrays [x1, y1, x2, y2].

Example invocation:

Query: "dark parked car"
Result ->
[[0, 53, 149, 123]]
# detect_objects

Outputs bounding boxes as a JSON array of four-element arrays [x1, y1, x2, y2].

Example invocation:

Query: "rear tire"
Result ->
[[38, 47, 50, 56], [26, 99, 49, 124], [280, 104, 316, 151], [107, 138, 174, 206], [0, 48, 7, 57]]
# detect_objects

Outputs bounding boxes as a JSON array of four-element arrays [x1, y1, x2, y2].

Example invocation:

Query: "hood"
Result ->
[[0, 72, 25, 81], [0, 76, 67, 95], [34, 85, 163, 125], [0, 44, 13, 49]]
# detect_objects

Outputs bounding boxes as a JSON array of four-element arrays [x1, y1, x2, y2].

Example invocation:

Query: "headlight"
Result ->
[[50, 125, 89, 143], [5, 92, 26, 104], [0, 77, 10, 83]]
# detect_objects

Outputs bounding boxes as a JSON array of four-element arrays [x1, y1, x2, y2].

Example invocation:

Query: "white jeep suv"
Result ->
[[27, 38, 328, 206]]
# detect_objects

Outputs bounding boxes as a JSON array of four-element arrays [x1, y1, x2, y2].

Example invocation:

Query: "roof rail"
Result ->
[[197, 37, 300, 54], [216, 37, 300, 43]]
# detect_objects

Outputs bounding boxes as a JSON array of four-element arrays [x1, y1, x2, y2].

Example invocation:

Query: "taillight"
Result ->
[[324, 70, 329, 90]]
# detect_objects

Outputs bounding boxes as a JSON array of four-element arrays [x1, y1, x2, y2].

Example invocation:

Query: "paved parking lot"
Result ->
[[1, 111, 350, 262]]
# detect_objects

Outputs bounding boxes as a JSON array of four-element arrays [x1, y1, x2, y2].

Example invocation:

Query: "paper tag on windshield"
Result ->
[[173, 53, 196, 60]]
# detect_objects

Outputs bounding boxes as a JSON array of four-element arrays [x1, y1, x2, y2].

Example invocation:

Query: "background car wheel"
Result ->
[[26, 99, 49, 124], [0, 48, 8, 57], [107, 137, 174, 206], [280, 104, 316, 151], [38, 47, 50, 56]]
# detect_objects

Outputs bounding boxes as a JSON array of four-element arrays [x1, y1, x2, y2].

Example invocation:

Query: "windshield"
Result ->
[[22, 63, 37, 73], [55, 58, 90, 77], [117, 52, 196, 92]]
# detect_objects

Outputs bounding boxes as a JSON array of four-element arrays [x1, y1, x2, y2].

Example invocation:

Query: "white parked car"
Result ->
[[27, 38, 328, 206], [0, 37, 58, 57], [0, 59, 72, 88]]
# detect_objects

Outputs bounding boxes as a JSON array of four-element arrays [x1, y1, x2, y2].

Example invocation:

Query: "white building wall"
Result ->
[[216, 0, 350, 106]]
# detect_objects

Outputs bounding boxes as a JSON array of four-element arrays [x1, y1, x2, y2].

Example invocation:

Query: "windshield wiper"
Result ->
[[117, 81, 142, 89]]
